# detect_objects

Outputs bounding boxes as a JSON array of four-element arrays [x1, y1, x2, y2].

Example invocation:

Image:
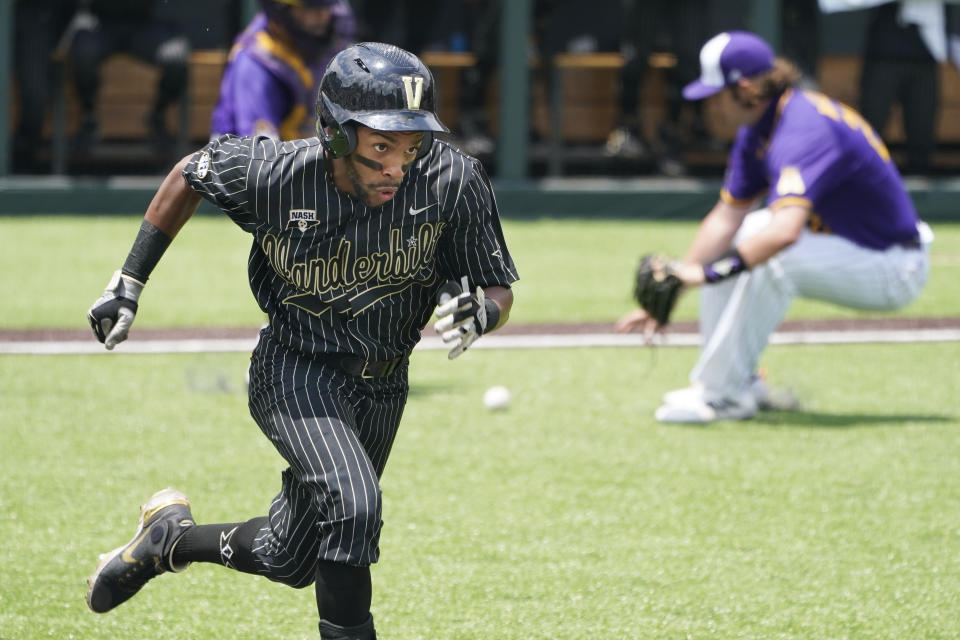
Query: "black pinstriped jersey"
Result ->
[[182, 135, 518, 360]]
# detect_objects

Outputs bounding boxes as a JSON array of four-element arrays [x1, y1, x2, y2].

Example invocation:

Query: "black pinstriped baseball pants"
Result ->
[[244, 331, 409, 588]]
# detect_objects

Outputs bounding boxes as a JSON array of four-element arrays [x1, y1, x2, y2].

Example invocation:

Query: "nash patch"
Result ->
[[196, 152, 210, 179], [287, 209, 318, 232]]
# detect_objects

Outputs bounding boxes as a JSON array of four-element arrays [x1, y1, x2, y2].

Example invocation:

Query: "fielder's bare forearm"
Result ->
[[735, 204, 809, 267], [684, 199, 750, 264], [144, 154, 202, 238]]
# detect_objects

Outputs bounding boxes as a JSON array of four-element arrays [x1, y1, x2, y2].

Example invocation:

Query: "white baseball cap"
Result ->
[[682, 31, 776, 101]]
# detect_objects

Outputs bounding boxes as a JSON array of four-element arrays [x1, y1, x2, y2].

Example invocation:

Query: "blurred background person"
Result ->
[[604, 0, 721, 177], [443, 0, 620, 159], [351, 0, 451, 54], [12, 0, 72, 173], [350, 0, 510, 157], [446, 0, 505, 157], [858, 1, 960, 174], [820, 0, 960, 174], [782, 0, 822, 82], [67, 0, 191, 154], [603, 0, 660, 165], [606, 0, 818, 176], [210, 0, 356, 140]]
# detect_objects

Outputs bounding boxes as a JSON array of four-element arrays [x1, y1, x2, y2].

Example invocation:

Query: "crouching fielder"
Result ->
[[618, 31, 931, 423]]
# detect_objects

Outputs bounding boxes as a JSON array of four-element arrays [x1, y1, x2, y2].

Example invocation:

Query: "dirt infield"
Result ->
[[3, 316, 959, 343]]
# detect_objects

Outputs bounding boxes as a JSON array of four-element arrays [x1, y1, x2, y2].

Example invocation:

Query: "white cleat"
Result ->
[[748, 376, 800, 411], [662, 383, 705, 407], [655, 389, 758, 423], [662, 376, 799, 415]]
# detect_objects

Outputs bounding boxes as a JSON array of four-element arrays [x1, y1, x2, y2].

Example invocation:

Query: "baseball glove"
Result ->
[[633, 254, 683, 326]]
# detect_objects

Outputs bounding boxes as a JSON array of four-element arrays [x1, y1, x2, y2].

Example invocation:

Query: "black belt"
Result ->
[[316, 353, 407, 378]]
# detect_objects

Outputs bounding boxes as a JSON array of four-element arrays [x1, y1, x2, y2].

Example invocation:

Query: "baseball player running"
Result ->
[[617, 31, 932, 423], [84, 42, 518, 639]]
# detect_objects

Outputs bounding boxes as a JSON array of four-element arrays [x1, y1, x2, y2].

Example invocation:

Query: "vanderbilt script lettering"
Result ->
[[260, 222, 446, 298]]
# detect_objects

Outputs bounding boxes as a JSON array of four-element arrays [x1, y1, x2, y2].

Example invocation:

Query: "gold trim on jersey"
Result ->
[[254, 31, 313, 90], [770, 195, 812, 211], [720, 188, 760, 207]]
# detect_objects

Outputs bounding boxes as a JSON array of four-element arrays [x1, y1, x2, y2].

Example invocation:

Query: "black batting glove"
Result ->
[[433, 277, 499, 359], [87, 270, 144, 350]]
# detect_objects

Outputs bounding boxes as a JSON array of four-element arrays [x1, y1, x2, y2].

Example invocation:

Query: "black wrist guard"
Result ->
[[703, 248, 748, 283], [122, 219, 172, 284], [482, 297, 500, 334]]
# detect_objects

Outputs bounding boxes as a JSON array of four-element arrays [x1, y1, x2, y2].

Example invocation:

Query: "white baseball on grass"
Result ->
[[482, 385, 511, 410]]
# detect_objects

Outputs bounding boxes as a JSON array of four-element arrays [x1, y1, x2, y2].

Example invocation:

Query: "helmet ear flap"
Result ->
[[323, 124, 433, 159], [317, 92, 358, 158], [319, 121, 357, 158], [416, 132, 434, 159]]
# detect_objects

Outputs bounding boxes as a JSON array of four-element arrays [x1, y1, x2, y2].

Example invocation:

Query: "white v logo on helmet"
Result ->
[[401, 76, 424, 109]]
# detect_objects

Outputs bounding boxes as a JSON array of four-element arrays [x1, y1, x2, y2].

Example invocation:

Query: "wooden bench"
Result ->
[[421, 50, 681, 173], [29, 49, 960, 175], [420, 51, 478, 129], [49, 49, 228, 173], [422, 49, 960, 173], [186, 49, 230, 141], [544, 51, 703, 174]]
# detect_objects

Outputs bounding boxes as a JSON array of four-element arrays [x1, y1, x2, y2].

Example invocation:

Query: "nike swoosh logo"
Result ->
[[409, 203, 437, 215], [121, 528, 152, 563]]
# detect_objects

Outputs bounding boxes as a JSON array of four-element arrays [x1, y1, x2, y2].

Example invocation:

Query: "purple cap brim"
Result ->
[[682, 80, 724, 101]]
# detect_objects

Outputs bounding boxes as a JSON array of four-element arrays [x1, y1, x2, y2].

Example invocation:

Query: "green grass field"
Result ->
[[2, 215, 959, 638], [1, 216, 959, 328], [2, 345, 959, 639]]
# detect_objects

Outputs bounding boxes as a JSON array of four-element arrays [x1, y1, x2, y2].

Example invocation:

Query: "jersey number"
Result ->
[[804, 91, 891, 162]]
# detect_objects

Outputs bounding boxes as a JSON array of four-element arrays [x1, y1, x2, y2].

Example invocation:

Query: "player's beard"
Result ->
[[344, 156, 402, 208]]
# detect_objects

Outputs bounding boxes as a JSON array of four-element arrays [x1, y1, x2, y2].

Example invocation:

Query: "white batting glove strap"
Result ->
[[439, 320, 480, 359], [433, 279, 488, 359], [110, 270, 145, 301], [433, 293, 473, 331]]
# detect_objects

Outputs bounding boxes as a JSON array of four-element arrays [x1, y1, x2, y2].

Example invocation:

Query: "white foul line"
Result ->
[[2, 328, 959, 355]]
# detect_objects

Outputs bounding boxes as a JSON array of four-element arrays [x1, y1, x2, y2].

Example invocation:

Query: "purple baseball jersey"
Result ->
[[210, 6, 355, 140], [722, 89, 920, 250]]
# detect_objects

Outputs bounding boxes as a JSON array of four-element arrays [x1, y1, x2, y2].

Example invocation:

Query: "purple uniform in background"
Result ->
[[647, 29, 931, 424], [210, 5, 355, 140], [722, 88, 921, 250]]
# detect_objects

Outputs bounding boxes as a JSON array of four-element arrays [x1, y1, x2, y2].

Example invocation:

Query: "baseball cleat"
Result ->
[[747, 376, 800, 412], [86, 488, 195, 613], [662, 383, 705, 407], [662, 376, 799, 413], [655, 389, 757, 423]]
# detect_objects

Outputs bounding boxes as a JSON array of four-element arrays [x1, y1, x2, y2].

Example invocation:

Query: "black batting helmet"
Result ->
[[317, 42, 449, 159]]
